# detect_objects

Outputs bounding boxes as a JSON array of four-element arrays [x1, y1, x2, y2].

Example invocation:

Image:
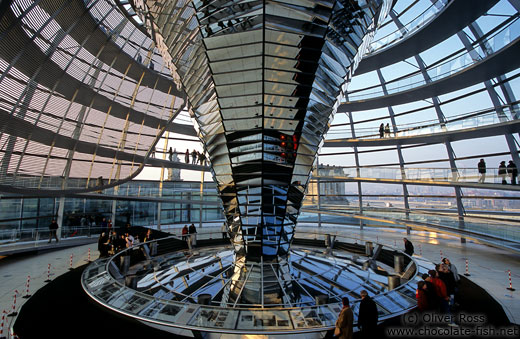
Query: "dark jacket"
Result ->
[[49, 222, 58, 230], [507, 162, 518, 176], [478, 160, 486, 173], [498, 163, 507, 175], [404, 240, 414, 256], [358, 295, 378, 330]]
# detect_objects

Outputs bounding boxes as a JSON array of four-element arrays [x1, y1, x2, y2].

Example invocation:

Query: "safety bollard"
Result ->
[[440, 250, 443, 262], [0, 310, 7, 339], [88, 248, 91, 262], [7, 291, 19, 317], [22, 275, 31, 298], [69, 253, 74, 271], [507, 270, 515, 291], [419, 244, 422, 256], [44, 263, 52, 282], [464, 259, 470, 276]]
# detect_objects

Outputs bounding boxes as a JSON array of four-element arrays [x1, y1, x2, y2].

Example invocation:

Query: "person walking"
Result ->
[[185, 149, 190, 164], [334, 297, 353, 339], [384, 123, 390, 137], [358, 290, 378, 338], [48, 219, 59, 243], [191, 149, 198, 164], [499, 161, 507, 184], [477, 159, 486, 183], [403, 237, 414, 256], [379, 123, 384, 138], [168, 147, 173, 161], [189, 223, 197, 246], [507, 160, 518, 185]]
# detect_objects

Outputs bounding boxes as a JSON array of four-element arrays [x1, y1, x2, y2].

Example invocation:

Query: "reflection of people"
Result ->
[[334, 297, 353, 339], [478, 159, 486, 183], [379, 123, 384, 138], [358, 290, 378, 338], [507, 160, 518, 185], [185, 149, 190, 164], [384, 123, 390, 137], [403, 237, 414, 256], [499, 161, 507, 184], [48, 219, 59, 243], [168, 147, 173, 161]]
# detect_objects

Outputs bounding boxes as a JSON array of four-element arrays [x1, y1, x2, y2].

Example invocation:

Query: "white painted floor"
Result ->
[[0, 225, 518, 338]]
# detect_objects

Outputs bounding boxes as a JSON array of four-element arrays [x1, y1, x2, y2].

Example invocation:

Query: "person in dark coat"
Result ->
[[185, 149, 190, 164], [358, 290, 378, 338], [189, 223, 197, 246], [48, 219, 59, 243], [477, 159, 486, 183], [499, 161, 507, 184], [403, 237, 414, 256], [98, 232, 110, 258], [507, 160, 518, 185], [379, 123, 384, 138]]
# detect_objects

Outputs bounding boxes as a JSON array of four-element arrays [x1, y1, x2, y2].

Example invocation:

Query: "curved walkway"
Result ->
[[315, 175, 520, 192], [339, 37, 520, 112], [324, 119, 520, 147], [356, 0, 499, 75]]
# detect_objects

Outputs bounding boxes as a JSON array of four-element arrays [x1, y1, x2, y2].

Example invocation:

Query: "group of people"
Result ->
[[497, 159, 518, 185], [416, 258, 460, 316], [379, 123, 391, 138], [181, 223, 198, 250], [334, 289, 379, 339], [477, 158, 519, 185], [97, 225, 155, 258], [185, 149, 206, 166]]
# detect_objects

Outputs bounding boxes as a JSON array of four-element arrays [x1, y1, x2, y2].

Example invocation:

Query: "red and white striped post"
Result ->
[[69, 253, 74, 271], [22, 275, 31, 298], [464, 259, 470, 276], [7, 291, 19, 317], [440, 250, 443, 262], [507, 270, 515, 291], [0, 310, 7, 339], [44, 263, 52, 283], [88, 248, 91, 262]]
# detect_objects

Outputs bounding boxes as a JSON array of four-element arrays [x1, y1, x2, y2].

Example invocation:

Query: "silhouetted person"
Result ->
[[499, 161, 507, 184], [48, 219, 59, 243], [384, 123, 390, 137], [507, 160, 518, 185], [403, 237, 414, 256], [149, 61, 154, 70], [358, 290, 378, 338], [478, 159, 486, 183], [191, 149, 198, 164], [98, 232, 110, 258], [379, 123, 384, 138], [185, 149, 190, 163], [168, 147, 173, 161], [335, 297, 353, 339], [189, 223, 197, 246]]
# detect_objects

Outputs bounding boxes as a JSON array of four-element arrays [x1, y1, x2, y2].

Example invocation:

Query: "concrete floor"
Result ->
[[0, 224, 518, 337]]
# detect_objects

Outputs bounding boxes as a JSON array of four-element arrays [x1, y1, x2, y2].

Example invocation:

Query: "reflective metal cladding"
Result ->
[[136, 0, 390, 261]]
